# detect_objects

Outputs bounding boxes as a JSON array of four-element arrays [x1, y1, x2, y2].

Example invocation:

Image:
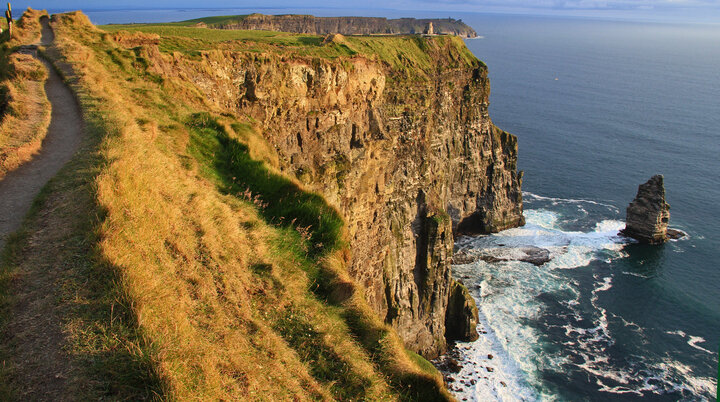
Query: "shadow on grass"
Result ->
[[186, 112, 344, 257], [186, 112, 450, 401]]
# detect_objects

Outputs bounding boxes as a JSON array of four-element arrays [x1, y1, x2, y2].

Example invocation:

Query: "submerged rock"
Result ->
[[666, 228, 686, 240], [478, 246, 551, 266], [622, 175, 671, 244], [517, 247, 551, 266]]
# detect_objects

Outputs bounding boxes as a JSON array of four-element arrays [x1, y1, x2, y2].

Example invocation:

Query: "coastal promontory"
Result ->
[[186, 13, 478, 37]]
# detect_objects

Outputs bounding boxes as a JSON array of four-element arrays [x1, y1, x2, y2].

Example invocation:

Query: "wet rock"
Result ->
[[478, 246, 551, 266], [518, 246, 551, 266], [622, 175, 674, 244], [436, 357, 463, 373], [666, 228, 685, 240], [487, 354, 493, 359], [452, 251, 479, 265], [486, 367, 494, 372], [500, 381, 507, 387]]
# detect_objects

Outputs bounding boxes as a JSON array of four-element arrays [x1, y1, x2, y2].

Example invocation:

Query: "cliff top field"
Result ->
[[0, 8, 517, 400]]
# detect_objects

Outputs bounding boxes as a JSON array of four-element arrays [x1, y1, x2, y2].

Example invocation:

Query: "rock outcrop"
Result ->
[[445, 280, 479, 342], [142, 36, 523, 357], [622, 175, 671, 244], [191, 14, 478, 38]]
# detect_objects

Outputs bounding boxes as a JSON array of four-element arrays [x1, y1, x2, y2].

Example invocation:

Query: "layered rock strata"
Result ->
[[145, 37, 523, 357], [622, 175, 670, 244]]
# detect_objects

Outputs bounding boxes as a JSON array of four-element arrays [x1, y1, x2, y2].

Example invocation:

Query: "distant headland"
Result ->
[[178, 13, 478, 37]]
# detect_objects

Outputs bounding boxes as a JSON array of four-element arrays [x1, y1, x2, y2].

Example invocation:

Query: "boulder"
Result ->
[[621, 175, 671, 244]]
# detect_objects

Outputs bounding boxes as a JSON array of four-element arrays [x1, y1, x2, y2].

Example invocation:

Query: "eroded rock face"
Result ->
[[144, 39, 523, 357], [446, 280, 479, 342], [622, 175, 670, 244]]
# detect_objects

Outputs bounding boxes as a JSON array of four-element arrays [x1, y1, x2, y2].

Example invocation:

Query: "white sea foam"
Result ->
[[444, 206, 715, 401], [444, 209, 631, 400], [456, 209, 626, 271], [440, 304, 540, 402], [523, 192, 620, 213], [666, 330, 715, 354]]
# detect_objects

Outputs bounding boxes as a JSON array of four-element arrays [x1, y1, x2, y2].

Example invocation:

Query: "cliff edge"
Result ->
[[141, 34, 523, 356]]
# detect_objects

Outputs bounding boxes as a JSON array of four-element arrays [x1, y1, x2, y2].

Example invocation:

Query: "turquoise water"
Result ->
[[445, 15, 719, 400], [76, 8, 720, 400]]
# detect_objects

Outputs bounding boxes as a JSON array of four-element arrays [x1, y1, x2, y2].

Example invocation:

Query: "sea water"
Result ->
[[442, 15, 719, 401]]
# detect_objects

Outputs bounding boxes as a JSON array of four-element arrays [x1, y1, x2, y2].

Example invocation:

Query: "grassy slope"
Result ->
[[0, 8, 51, 179], [2, 10, 455, 401]]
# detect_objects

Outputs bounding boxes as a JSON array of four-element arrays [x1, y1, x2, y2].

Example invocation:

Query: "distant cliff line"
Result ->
[[186, 13, 478, 38]]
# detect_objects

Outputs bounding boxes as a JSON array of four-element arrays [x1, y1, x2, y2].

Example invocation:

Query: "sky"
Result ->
[[7, 0, 720, 24]]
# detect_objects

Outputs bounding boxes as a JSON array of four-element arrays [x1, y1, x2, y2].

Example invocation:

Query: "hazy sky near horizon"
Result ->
[[8, 0, 720, 23]]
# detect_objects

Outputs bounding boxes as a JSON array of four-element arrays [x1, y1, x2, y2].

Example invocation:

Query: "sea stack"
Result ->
[[622, 175, 671, 244]]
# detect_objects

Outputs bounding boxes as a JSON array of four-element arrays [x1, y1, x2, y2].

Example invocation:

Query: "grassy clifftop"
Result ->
[[101, 21, 481, 73], [1, 10, 456, 400]]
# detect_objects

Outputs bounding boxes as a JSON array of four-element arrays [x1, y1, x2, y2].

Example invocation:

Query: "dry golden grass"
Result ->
[[0, 10, 452, 400], [0, 53, 50, 179], [2, 8, 47, 46], [0, 9, 50, 180]]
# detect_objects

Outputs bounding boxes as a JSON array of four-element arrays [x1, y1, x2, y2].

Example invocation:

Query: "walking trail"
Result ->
[[0, 17, 83, 250], [1, 17, 85, 400]]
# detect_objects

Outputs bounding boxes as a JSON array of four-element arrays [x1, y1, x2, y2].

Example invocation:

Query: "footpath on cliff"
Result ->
[[0, 18, 82, 250], [0, 16, 84, 399]]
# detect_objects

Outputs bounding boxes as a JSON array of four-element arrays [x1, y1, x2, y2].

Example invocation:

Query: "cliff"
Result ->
[[137, 33, 523, 357], [0, 11, 524, 399], [184, 14, 478, 38]]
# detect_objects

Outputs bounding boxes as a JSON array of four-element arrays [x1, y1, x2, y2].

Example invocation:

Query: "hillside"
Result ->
[[0, 9, 522, 400], [176, 14, 478, 37]]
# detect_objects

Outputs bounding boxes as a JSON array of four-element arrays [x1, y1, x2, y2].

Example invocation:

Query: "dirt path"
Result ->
[[1, 17, 84, 400], [0, 18, 82, 251]]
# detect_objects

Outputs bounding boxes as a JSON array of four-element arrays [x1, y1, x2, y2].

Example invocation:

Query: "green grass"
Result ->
[[174, 14, 252, 26], [271, 305, 371, 400], [186, 113, 344, 256]]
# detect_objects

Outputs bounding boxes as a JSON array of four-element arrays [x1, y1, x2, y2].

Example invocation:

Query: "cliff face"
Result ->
[[147, 37, 522, 357], [195, 14, 477, 38]]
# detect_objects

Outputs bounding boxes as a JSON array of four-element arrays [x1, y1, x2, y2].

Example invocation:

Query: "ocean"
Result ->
[[78, 9, 720, 400], [446, 15, 720, 401]]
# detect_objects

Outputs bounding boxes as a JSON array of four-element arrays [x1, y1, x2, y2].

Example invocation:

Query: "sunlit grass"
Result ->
[[1, 9, 453, 400]]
